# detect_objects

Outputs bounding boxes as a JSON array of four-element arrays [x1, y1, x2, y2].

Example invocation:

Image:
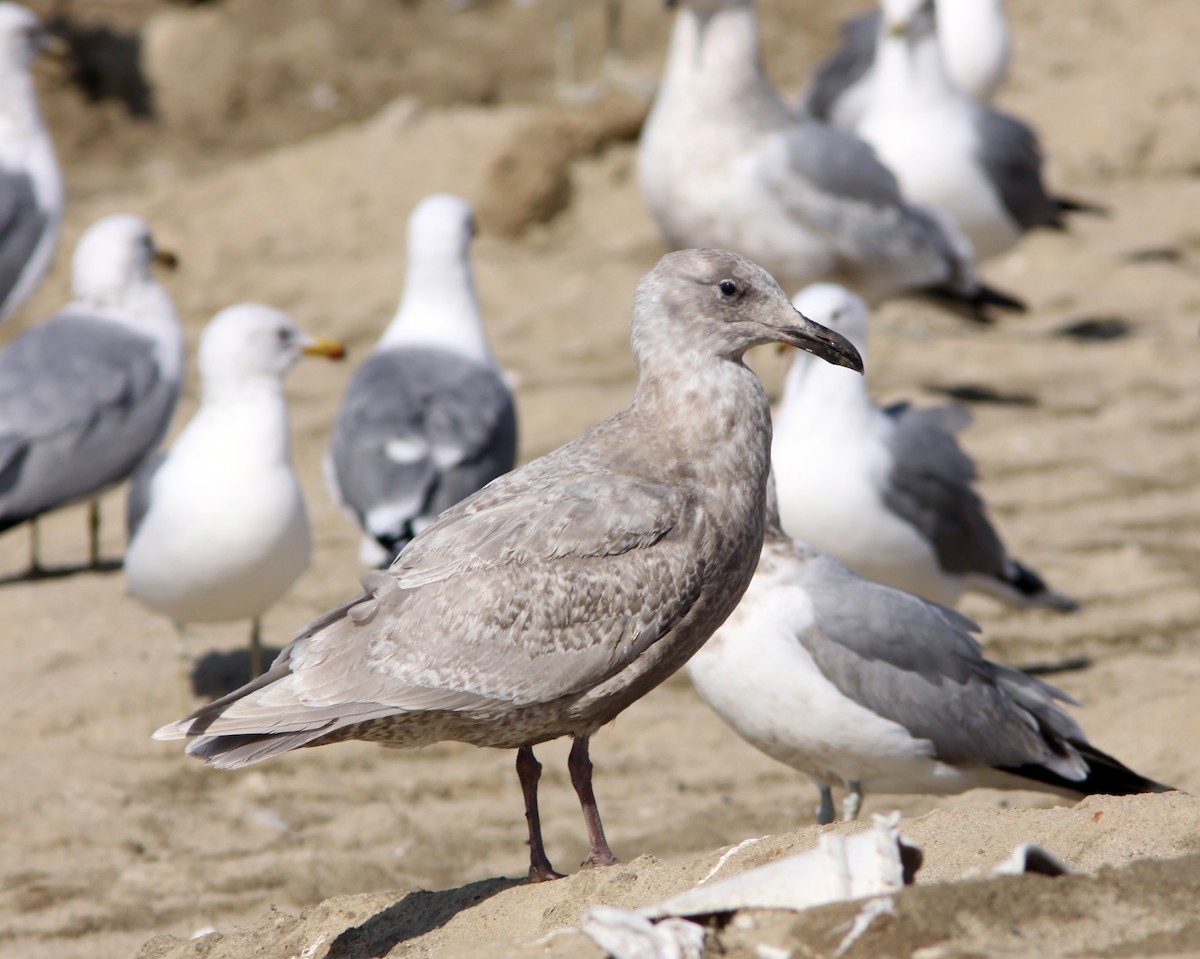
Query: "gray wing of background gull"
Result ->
[[171, 452, 708, 765], [769, 124, 987, 307], [0, 312, 176, 530], [794, 548, 1086, 774], [804, 11, 880, 122], [974, 109, 1088, 232], [329, 346, 517, 560], [878, 401, 1007, 577], [126, 451, 166, 539], [0, 165, 50, 317]]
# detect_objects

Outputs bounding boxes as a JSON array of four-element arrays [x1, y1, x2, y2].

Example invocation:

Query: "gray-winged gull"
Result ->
[[850, 0, 1104, 260], [154, 249, 864, 882], [0, 214, 180, 574], [687, 483, 1172, 825], [773, 283, 1077, 611], [326, 194, 517, 567], [637, 0, 1024, 322], [126, 305, 344, 698], [805, 0, 1011, 129], [0, 2, 63, 323]]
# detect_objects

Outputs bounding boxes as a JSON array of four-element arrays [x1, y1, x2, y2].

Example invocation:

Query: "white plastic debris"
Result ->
[[580, 906, 707, 959], [994, 843, 1071, 877]]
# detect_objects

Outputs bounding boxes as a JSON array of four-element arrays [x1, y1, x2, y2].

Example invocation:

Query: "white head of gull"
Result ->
[[326, 193, 517, 567], [0, 214, 181, 574], [773, 282, 1078, 612], [637, 0, 1024, 321], [155, 248, 863, 882], [0, 2, 63, 323], [125, 304, 345, 699], [687, 479, 1170, 825]]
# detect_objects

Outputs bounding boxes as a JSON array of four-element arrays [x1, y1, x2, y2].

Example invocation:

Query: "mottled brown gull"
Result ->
[[155, 248, 863, 882]]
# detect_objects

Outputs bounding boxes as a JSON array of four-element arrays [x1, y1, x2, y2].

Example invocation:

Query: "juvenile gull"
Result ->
[[687, 486, 1172, 825], [154, 249, 864, 882], [805, 0, 1011, 129], [326, 194, 517, 567], [773, 283, 1077, 611], [0, 214, 181, 574], [126, 305, 344, 696], [851, 0, 1103, 260], [0, 3, 63, 322], [638, 0, 1023, 321]]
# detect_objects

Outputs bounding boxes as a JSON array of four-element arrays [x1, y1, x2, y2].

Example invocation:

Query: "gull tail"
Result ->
[[971, 558, 1081, 614], [922, 281, 1027, 324], [998, 740, 1177, 797]]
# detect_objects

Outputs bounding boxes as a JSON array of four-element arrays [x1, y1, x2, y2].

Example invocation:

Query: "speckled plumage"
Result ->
[[156, 248, 863, 879]]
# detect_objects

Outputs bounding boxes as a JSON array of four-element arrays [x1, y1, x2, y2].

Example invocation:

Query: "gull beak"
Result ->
[[778, 310, 863, 373], [303, 338, 346, 361], [153, 248, 179, 271]]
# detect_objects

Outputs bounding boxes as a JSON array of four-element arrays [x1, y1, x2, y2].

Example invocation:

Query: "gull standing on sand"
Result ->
[[850, 0, 1103, 261], [687, 485, 1171, 826], [0, 214, 181, 574], [326, 194, 517, 567], [0, 2, 63, 322], [125, 305, 344, 694], [805, 0, 1011, 129], [638, 0, 1023, 321], [773, 283, 1077, 611], [154, 249, 864, 882]]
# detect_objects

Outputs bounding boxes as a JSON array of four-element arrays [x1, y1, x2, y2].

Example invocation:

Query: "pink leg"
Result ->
[[516, 746, 564, 882], [568, 736, 618, 867]]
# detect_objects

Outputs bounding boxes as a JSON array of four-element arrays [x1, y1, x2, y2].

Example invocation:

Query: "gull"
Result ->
[[805, 0, 1011, 129], [326, 194, 517, 567], [154, 249, 864, 883], [0, 2, 63, 322], [850, 0, 1104, 260], [125, 305, 344, 697], [687, 484, 1173, 825], [0, 214, 181, 575], [638, 0, 1023, 321], [773, 283, 1078, 611]]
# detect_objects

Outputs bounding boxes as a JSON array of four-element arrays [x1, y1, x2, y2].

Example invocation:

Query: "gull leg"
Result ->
[[842, 781, 864, 822], [249, 617, 263, 679], [554, 0, 576, 100], [174, 623, 191, 715], [602, 0, 621, 72], [88, 500, 102, 569], [568, 735, 618, 867], [28, 518, 44, 577], [816, 784, 836, 825], [516, 746, 564, 882]]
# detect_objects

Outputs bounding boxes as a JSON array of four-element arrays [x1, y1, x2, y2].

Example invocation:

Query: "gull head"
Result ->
[[634, 249, 863, 372], [0, 3, 50, 72], [407, 193, 477, 263], [883, 0, 936, 37], [791, 284, 870, 359], [199, 304, 344, 389], [71, 214, 175, 309]]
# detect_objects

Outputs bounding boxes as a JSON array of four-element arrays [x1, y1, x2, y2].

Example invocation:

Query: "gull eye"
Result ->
[[276, 326, 292, 344], [719, 280, 738, 297]]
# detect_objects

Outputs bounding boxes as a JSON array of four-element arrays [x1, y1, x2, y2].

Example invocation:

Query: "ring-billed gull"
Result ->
[[326, 194, 517, 567], [0, 214, 181, 575], [850, 0, 1104, 260], [773, 283, 1077, 611], [0, 3, 63, 323], [126, 305, 345, 700], [154, 249, 863, 882], [687, 483, 1172, 825], [638, 0, 1023, 321], [805, 0, 1011, 129]]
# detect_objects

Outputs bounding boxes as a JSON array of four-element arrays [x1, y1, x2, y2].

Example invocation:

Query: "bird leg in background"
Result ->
[[249, 617, 263, 679], [843, 781, 864, 822], [568, 735, 618, 868], [516, 745, 564, 882], [554, 0, 576, 98], [27, 518, 43, 577], [87, 500, 101, 569], [173, 622, 191, 716], [817, 784, 836, 826]]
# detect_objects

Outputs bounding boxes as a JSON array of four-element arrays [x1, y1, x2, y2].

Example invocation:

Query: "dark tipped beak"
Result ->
[[153, 248, 179, 271], [779, 312, 864, 374]]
